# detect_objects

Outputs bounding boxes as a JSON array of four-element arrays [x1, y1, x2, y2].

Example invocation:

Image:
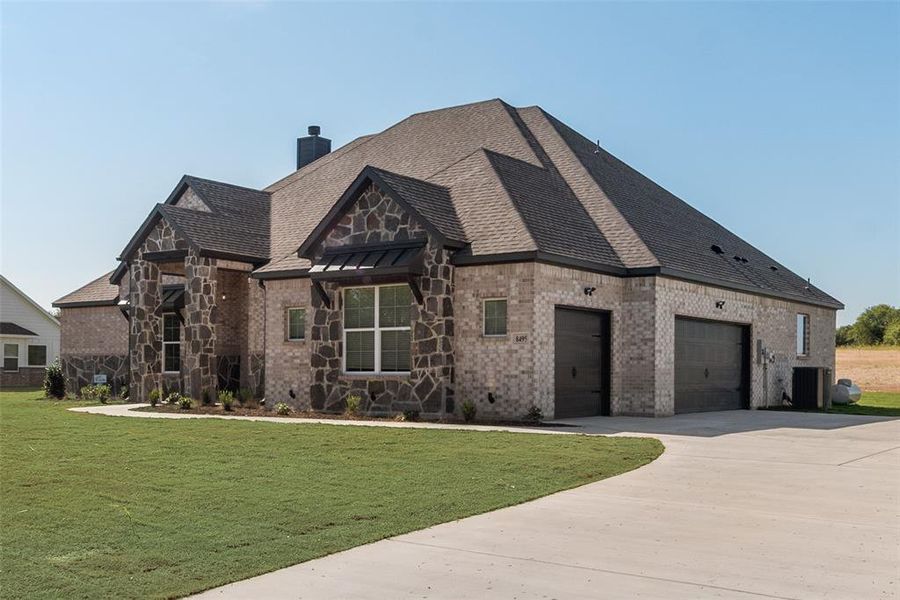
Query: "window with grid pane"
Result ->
[[162, 314, 181, 373], [343, 284, 411, 373], [483, 299, 508, 336], [287, 308, 306, 340], [27, 345, 47, 366], [3, 343, 18, 371]]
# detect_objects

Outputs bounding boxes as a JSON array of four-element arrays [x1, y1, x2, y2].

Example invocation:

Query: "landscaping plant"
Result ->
[[274, 401, 291, 416], [238, 387, 255, 408], [201, 388, 213, 406], [219, 390, 235, 412], [461, 400, 477, 423], [345, 393, 362, 416], [178, 396, 193, 410], [42, 359, 66, 399], [148, 388, 161, 407], [165, 391, 181, 406], [523, 405, 544, 424], [81, 384, 111, 404]]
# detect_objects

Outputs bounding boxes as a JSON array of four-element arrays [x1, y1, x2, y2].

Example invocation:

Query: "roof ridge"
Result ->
[[406, 97, 505, 119], [52, 270, 117, 306], [183, 174, 269, 196], [368, 165, 449, 190], [263, 134, 377, 194]]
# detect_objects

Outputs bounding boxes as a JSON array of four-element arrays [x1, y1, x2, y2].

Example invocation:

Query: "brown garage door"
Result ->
[[674, 317, 749, 413], [554, 308, 611, 418]]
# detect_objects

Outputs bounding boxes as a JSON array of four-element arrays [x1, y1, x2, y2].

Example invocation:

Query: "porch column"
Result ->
[[129, 258, 162, 402], [182, 248, 218, 400]]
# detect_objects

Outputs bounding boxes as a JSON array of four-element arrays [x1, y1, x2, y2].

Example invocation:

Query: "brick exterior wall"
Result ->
[[59, 305, 129, 394], [263, 277, 312, 406], [0, 367, 46, 388]]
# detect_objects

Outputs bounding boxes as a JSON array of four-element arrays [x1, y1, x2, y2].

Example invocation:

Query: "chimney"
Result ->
[[296, 125, 331, 170]]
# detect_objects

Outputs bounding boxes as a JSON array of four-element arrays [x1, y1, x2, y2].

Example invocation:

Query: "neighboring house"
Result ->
[[52, 271, 128, 394], [0, 275, 60, 388], [53, 99, 842, 418]]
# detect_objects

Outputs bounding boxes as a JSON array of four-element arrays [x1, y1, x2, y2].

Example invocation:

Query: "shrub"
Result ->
[[43, 359, 66, 399], [148, 388, 161, 406], [238, 388, 254, 408], [120, 384, 129, 400], [884, 320, 900, 346], [402, 409, 420, 422], [835, 325, 854, 347], [81, 384, 111, 404], [201, 388, 213, 406], [345, 393, 362, 416], [461, 400, 477, 423], [218, 390, 235, 412], [178, 396, 193, 410], [165, 391, 181, 405], [523, 405, 543, 424], [275, 401, 290, 416]]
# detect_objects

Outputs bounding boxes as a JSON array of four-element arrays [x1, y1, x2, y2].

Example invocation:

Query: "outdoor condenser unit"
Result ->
[[792, 367, 832, 409]]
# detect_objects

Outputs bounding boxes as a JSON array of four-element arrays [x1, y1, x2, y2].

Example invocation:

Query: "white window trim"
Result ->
[[286, 307, 306, 341], [162, 314, 181, 374], [3, 343, 19, 372], [482, 297, 509, 338], [342, 284, 411, 376], [26, 344, 48, 367], [796, 313, 810, 358]]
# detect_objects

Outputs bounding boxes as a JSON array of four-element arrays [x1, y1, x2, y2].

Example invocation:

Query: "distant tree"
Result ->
[[835, 325, 855, 346], [852, 304, 900, 345], [884, 319, 900, 346]]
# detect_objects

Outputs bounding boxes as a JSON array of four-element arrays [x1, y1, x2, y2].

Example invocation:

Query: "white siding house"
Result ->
[[0, 275, 60, 387]]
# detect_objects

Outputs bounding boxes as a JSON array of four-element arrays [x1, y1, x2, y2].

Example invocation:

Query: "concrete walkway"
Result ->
[[72, 405, 900, 598]]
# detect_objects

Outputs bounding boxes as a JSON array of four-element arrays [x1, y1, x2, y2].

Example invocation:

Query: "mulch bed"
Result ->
[[132, 404, 578, 427]]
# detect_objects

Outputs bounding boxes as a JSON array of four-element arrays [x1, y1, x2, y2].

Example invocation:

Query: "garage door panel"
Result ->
[[675, 317, 747, 414]]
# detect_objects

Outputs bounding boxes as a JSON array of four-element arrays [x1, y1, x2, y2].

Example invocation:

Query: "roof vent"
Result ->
[[710, 244, 724, 254], [296, 125, 331, 170], [769, 265, 778, 271]]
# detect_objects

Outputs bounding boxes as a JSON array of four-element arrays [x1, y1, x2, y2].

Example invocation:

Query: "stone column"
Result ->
[[182, 248, 218, 400], [130, 258, 162, 402]]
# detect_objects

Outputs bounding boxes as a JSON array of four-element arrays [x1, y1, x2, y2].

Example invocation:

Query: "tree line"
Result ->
[[836, 304, 900, 346]]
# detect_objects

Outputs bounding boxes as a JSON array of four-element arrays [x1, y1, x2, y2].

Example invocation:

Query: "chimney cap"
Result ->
[[307, 125, 321, 136]]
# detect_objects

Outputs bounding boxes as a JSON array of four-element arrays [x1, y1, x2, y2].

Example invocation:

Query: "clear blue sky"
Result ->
[[2, 1, 898, 324]]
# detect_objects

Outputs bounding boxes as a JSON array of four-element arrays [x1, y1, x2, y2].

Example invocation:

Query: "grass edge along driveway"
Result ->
[[1, 389, 663, 599]]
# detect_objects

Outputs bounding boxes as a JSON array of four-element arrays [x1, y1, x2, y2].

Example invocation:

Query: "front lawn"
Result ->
[[828, 391, 900, 417], [0, 389, 662, 599]]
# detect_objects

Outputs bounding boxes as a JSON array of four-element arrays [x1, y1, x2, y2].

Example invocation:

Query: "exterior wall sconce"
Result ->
[[488, 392, 496, 404], [715, 300, 725, 309], [221, 293, 227, 301], [584, 286, 596, 296]]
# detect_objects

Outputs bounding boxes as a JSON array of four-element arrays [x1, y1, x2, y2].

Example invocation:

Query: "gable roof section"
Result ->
[[297, 166, 466, 258], [0, 274, 61, 326], [111, 175, 271, 282], [0, 322, 39, 336], [53, 270, 119, 308]]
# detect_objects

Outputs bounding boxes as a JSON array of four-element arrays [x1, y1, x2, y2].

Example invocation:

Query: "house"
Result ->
[[53, 100, 842, 418], [1, 275, 60, 388]]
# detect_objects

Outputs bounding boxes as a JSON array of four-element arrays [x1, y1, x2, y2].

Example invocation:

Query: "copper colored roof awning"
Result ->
[[309, 240, 426, 282]]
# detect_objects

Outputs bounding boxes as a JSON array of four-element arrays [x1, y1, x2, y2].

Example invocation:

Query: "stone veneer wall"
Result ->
[[303, 183, 455, 416], [181, 247, 218, 399], [654, 277, 837, 415]]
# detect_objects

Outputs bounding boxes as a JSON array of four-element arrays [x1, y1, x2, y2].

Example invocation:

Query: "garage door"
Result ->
[[674, 317, 748, 413], [554, 308, 610, 418]]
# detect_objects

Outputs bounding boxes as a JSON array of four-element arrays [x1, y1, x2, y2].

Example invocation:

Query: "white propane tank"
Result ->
[[832, 379, 862, 405]]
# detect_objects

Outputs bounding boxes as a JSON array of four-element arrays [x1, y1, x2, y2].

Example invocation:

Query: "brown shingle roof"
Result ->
[[53, 270, 119, 307]]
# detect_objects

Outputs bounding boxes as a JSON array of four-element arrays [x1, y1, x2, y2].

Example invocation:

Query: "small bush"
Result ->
[[148, 388, 161, 406], [238, 388, 255, 408], [219, 390, 235, 412], [275, 401, 290, 416], [43, 360, 66, 399], [120, 384, 129, 400], [81, 384, 111, 404], [178, 396, 193, 410], [462, 400, 477, 423], [523, 405, 543, 424], [345, 393, 362, 416], [165, 391, 182, 405], [201, 388, 213, 406], [402, 409, 420, 422]]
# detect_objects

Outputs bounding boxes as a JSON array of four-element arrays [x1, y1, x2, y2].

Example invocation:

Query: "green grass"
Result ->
[[828, 391, 900, 417], [0, 389, 662, 599]]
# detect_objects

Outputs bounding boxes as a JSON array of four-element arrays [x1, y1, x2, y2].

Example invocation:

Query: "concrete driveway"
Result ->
[[193, 411, 899, 599]]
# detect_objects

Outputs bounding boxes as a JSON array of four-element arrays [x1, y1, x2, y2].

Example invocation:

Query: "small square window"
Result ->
[[3, 343, 19, 372], [287, 308, 306, 341], [27, 345, 47, 367], [483, 299, 508, 336], [796, 314, 810, 356]]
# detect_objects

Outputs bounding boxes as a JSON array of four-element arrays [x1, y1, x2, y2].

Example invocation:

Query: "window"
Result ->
[[796, 313, 810, 357], [162, 314, 181, 373], [343, 284, 411, 373], [287, 308, 306, 341], [3, 344, 18, 372], [483, 298, 508, 336], [27, 345, 47, 367]]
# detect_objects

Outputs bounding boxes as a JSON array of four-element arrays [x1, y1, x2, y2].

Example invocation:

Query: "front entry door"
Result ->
[[554, 308, 611, 418]]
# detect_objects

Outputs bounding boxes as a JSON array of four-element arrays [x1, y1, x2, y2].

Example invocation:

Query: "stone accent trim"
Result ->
[[61, 354, 128, 395]]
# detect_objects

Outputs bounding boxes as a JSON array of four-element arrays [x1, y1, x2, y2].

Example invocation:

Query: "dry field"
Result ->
[[835, 347, 900, 392]]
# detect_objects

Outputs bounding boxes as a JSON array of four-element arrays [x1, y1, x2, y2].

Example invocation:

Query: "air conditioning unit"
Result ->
[[792, 367, 832, 409]]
